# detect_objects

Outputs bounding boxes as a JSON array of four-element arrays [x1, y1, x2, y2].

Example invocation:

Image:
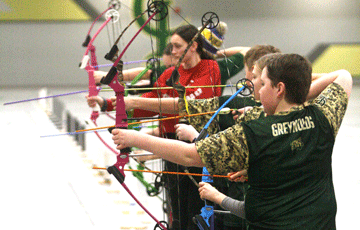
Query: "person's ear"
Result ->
[[191, 41, 198, 52], [277, 82, 286, 98], [250, 65, 255, 72]]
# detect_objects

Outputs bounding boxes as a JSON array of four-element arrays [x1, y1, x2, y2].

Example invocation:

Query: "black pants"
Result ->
[[162, 133, 204, 230], [164, 161, 204, 230]]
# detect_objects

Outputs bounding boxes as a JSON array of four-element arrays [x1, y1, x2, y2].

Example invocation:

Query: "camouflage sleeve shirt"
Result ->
[[195, 82, 348, 175], [187, 97, 221, 134], [187, 96, 259, 134], [307, 82, 348, 136], [195, 106, 264, 175]]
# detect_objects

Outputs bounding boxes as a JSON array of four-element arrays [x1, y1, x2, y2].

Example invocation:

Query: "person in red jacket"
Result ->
[[133, 25, 221, 135]]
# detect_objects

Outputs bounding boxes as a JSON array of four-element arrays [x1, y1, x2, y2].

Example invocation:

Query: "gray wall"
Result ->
[[1, 0, 359, 87]]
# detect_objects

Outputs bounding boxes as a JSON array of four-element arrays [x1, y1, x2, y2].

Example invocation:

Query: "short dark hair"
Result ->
[[264, 54, 312, 104], [244, 45, 281, 68], [255, 53, 282, 71]]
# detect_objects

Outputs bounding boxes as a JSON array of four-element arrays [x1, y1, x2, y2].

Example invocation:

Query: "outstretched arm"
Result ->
[[111, 129, 204, 167], [216, 46, 250, 58], [86, 95, 105, 108], [307, 69, 352, 100], [126, 97, 179, 113]]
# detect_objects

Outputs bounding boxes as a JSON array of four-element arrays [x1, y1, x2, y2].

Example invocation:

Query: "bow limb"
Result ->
[[100, 2, 169, 229], [80, 15, 114, 70], [167, 11, 219, 87], [102, 68, 168, 230], [82, 1, 120, 48], [104, 8, 149, 62], [80, 7, 121, 156], [196, 79, 254, 141], [104, 0, 168, 62], [170, 11, 220, 124], [170, 11, 220, 132]]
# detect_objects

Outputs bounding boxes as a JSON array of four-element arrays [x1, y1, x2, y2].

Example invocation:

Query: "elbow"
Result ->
[[182, 158, 205, 167], [181, 144, 205, 167]]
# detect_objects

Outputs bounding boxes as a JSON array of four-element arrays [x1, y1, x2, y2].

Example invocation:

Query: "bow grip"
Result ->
[[107, 165, 125, 184], [108, 126, 132, 154], [107, 126, 131, 184], [166, 69, 180, 86], [101, 66, 118, 85], [104, 45, 119, 61]]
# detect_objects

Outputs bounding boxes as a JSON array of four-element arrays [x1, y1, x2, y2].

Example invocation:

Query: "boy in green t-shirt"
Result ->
[[110, 54, 352, 229]]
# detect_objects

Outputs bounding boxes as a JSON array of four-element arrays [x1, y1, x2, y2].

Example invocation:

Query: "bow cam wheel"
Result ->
[[148, 0, 168, 21], [146, 183, 161, 197], [105, 9, 120, 23], [236, 78, 254, 96], [154, 220, 169, 230], [108, 0, 121, 10], [146, 57, 160, 69], [201, 12, 219, 29]]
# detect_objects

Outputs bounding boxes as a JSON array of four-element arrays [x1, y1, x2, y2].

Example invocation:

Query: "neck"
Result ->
[[275, 100, 301, 114], [182, 53, 201, 69]]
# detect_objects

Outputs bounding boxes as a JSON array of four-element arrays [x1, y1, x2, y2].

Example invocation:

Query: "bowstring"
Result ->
[[159, 8, 175, 226], [148, 6, 168, 222]]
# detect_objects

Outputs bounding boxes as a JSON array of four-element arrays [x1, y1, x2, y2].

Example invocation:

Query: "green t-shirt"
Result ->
[[217, 52, 245, 86], [196, 83, 348, 229]]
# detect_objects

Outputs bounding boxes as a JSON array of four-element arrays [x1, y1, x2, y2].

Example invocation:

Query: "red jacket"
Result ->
[[133, 59, 221, 134]]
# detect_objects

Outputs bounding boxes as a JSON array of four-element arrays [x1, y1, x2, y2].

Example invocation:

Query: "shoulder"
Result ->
[[238, 106, 265, 123], [201, 59, 220, 76], [310, 83, 348, 136], [155, 67, 175, 84], [201, 59, 219, 67]]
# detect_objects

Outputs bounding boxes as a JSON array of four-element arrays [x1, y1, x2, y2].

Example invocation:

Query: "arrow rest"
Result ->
[[79, 55, 90, 69]]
